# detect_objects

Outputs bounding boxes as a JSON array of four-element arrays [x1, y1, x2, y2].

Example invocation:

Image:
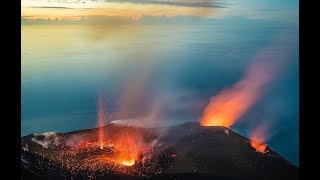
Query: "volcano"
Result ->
[[21, 122, 298, 180]]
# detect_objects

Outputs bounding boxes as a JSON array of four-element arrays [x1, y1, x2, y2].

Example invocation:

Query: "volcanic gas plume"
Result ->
[[200, 64, 272, 127], [200, 49, 275, 128]]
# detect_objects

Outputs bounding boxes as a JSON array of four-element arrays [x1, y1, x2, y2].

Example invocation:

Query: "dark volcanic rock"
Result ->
[[21, 122, 298, 180]]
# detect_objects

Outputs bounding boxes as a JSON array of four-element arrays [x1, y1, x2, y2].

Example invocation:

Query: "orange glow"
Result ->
[[96, 94, 141, 166], [69, 127, 148, 170], [110, 132, 142, 166], [250, 140, 267, 153], [200, 53, 273, 128], [97, 94, 105, 149], [249, 126, 268, 153], [21, 3, 217, 20], [121, 160, 135, 166], [200, 81, 260, 127]]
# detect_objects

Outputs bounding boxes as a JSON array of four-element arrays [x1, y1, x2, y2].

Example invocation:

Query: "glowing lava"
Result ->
[[200, 55, 273, 128], [250, 140, 267, 153], [66, 127, 150, 172], [92, 93, 143, 166], [97, 94, 105, 149], [249, 126, 268, 153], [85, 132, 143, 168], [110, 132, 143, 167], [121, 160, 135, 166]]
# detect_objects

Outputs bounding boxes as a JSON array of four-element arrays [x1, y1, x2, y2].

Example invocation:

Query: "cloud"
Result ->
[[102, 0, 229, 8], [20, 15, 276, 26], [36, 0, 230, 8], [29, 6, 74, 9], [27, 6, 93, 9]]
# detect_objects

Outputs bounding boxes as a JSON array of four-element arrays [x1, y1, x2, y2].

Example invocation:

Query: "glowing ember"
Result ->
[[121, 160, 135, 166], [200, 55, 273, 128], [249, 126, 268, 153], [25, 93, 172, 178], [60, 127, 155, 175], [93, 94, 146, 168], [110, 132, 142, 166], [83, 131, 145, 168]]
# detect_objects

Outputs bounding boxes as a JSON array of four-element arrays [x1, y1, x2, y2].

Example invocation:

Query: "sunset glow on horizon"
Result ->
[[21, 0, 219, 20]]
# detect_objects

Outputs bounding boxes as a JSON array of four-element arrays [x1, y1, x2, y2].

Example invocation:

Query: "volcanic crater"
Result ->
[[21, 122, 298, 180]]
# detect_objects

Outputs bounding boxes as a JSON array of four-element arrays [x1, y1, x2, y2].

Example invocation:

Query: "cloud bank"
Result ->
[[24, 0, 229, 8], [101, 0, 228, 8]]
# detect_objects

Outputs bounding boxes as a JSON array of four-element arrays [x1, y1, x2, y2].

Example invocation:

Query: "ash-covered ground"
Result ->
[[21, 122, 298, 180]]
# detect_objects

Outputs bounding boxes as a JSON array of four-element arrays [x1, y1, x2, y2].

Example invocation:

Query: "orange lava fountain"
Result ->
[[97, 95, 105, 149], [112, 132, 141, 166], [200, 56, 273, 128], [249, 126, 268, 153], [94, 94, 147, 167]]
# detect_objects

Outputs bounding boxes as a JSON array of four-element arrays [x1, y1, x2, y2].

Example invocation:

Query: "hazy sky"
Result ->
[[21, 0, 298, 22]]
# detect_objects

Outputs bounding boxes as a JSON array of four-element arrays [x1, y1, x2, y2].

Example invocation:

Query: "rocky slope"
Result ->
[[21, 122, 298, 179]]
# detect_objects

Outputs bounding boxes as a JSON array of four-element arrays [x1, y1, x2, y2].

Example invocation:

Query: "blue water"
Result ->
[[22, 17, 298, 165]]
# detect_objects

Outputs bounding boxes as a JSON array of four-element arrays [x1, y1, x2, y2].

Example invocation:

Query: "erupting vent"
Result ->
[[21, 122, 298, 180]]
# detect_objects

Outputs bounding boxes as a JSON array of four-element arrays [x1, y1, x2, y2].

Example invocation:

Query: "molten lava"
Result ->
[[64, 127, 152, 173], [200, 56, 273, 128], [121, 160, 135, 166], [93, 94, 146, 168], [250, 140, 267, 153], [200, 81, 260, 128], [249, 126, 268, 153], [108, 132, 143, 167]]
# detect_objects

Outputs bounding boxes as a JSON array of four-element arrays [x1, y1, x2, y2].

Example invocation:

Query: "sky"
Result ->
[[21, 0, 299, 165], [21, 0, 298, 21]]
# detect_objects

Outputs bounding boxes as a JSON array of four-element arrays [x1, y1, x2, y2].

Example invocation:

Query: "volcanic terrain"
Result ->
[[21, 122, 298, 179]]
